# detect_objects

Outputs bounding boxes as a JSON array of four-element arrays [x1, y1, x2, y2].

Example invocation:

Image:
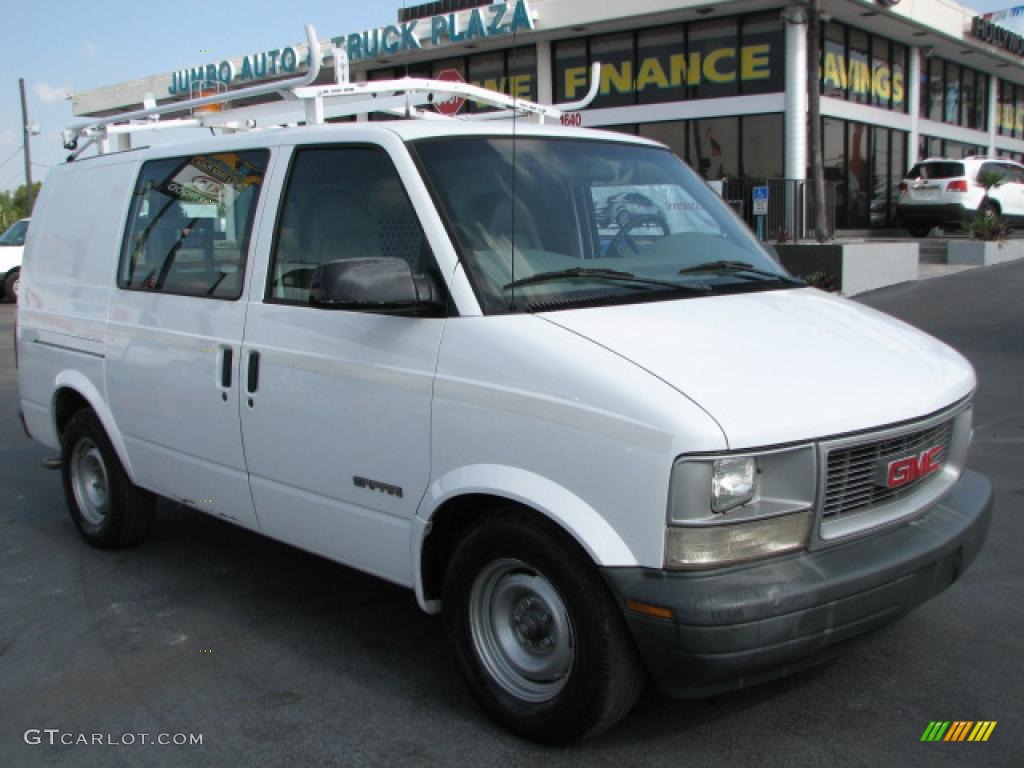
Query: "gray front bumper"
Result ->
[[602, 469, 993, 698]]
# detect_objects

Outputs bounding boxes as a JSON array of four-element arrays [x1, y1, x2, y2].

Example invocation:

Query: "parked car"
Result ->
[[17, 121, 992, 743], [896, 157, 1024, 237], [0, 217, 29, 301], [596, 191, 666, 229]]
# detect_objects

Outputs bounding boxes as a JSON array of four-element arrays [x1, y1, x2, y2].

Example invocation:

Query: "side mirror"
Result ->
[[309, 257, 441, 312]]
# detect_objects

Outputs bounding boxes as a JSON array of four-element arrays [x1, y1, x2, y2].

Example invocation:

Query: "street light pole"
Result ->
[[19, 77, 35, 215]]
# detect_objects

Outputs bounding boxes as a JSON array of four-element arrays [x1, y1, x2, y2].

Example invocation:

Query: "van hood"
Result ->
[[539, 288, 974, 448]]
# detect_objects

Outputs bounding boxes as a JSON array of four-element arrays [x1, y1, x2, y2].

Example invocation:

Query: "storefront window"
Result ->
[[891, 44, 907, 113], [890, 129, 907, 223], [688, 117, 739, 179], [823, 118, 846, 227], [944, 63, 961, 125], [974, 74, 988, 131], [553, 38, 587, 103], [927, 58, 944, 122], [468, 51, 504, 113], [822, 23, 845, 100], [636, 26, 686, 105], [961, 68, 976, 130], [509, 46, 538, 103], [688, 18, 739, 100], [592, 32, 635, 108], [638, 121, 687, 161], [847, 122, 869, 226], [739, 13, 784, 95], [847, 29, 870, 105], [741, 114, 783, 179], [871, 38, 891, 109], [870, 126, 889, 227]]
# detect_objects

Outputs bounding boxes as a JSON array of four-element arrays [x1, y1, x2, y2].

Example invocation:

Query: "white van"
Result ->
[[17, 120, 992, 742]]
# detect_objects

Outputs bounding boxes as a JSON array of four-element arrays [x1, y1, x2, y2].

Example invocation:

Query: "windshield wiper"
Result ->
[[504, 267, 710, 293], [679, 260, 805, 285]]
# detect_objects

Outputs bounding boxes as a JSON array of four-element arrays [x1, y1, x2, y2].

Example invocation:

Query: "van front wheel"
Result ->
[[3, 268, 18, 302], [61, 410, 155, 549], [442, 511, 645, 743]]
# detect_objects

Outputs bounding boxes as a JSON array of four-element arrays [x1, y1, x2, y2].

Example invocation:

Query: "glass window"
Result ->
[[553, 38, 588, 103], [927, 59, 944, 123], [592, 33, 635, 108], [741, 114, 783, 179], [0, 218, 28, 246], [508, 45, 537, 103], [739, 13, 783, 95], [974, 72, 988, 131], [822, 22, 845, 99], [639, 121, 687, 162], [891, 44, 907, 113], [413, 137, 785, 315], [870, 127, 889, 228], [689, 117, 739, 179], [961, 68, 976, 129], [847, 122, 869, 227], [689, 18, 739, 100], [431, 57, 467, 80], [871, 37, 890, 109], [636, 26, 686, 105], [889, 129, 906, 221], [944, 63, 961, 125], [119, 151, 268, 299], [847, 29, 869, 105], [820, 118, 845, 228], [468, 51, 505, 113], [268, 147, 432, 306]]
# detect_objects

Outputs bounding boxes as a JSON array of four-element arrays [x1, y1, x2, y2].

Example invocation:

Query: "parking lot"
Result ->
[[1, 262, 1022, 767]]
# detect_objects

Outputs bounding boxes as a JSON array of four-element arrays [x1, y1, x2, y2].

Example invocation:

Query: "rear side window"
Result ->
[[267, 146, 432, 305], [905, 162, 965, 180], [118, 150, 269, 299]]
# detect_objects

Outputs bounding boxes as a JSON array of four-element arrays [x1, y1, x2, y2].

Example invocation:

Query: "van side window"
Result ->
[[268, 146, 431, 305], [118, 150, 269, 299]]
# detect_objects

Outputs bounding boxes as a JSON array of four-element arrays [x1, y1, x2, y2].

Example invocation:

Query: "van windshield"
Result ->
[[413, 137, 794, 314]]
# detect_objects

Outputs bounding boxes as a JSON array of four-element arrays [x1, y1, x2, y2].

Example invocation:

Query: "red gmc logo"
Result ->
[[884, 446, 944, 488]]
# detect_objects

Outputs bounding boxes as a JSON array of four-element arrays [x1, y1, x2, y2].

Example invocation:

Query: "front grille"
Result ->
[[823, 419, 954, 519]]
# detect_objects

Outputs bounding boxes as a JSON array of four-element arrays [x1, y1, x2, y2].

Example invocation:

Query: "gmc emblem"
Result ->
[[876, 446, 944, 489]]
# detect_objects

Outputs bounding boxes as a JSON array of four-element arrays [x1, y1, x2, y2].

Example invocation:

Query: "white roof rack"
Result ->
[[63, 24, 601, 161]]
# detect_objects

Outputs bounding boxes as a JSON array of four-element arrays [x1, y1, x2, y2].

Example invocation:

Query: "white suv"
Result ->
[[0, 217, 28, 301], [897, 157, 1024, 237]]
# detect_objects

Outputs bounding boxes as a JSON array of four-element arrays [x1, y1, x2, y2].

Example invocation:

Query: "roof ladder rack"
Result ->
[[63, 25, 601, 159]]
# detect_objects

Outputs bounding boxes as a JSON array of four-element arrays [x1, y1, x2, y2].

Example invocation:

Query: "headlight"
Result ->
[[666, 445, 816, 569], [711, 456, 756, 512]]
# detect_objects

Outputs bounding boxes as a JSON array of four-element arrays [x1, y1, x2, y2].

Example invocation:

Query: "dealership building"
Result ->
[[73, 0, 1024, 231]]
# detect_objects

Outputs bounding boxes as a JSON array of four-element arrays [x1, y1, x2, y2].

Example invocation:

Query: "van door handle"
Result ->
[[247, 351, 260, 393], [221, 347, 233, 388]]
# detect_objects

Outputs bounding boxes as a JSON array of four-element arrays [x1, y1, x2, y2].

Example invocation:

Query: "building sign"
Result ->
[[822, 52, 905, 105], [337, 0, 534, 62], [561, 44, 776, 101], [971, 8, 1024, 56], [167, 0, 534, 96]]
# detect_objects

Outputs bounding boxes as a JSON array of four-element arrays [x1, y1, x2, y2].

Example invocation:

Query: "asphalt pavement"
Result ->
[[1, 263, 1022, 767]]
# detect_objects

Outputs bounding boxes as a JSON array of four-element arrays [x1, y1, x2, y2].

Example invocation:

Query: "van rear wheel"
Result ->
[[3, 269, 18, 302], [61, 410, 155, 549], [442, 511, 645, 743]]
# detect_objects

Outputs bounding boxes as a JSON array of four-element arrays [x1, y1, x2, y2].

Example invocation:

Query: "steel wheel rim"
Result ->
[[468, 558, 574, 703], [71, 438, 110, 526]]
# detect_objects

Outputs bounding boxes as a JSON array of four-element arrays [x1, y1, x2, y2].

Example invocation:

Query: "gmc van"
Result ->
[[17, 121, 992, 742]]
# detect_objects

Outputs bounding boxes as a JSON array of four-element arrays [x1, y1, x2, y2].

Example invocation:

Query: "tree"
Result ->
[[0, 182, 41, 230]]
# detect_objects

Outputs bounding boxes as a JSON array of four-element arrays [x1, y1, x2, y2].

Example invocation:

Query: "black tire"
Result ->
[[61, 409, 155, 549], [443, 509, 645, 743], [906, 224, 931, 238], [3, 268, 18, 302], [979, 200, 1000, 221]]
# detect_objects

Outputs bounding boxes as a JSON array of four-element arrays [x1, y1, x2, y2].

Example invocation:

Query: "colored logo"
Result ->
[[920, 721, 997, 742], [877, 445, 944, 489]]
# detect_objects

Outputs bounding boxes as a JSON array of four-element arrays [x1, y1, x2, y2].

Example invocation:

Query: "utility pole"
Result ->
[[19, 78, 35, 216], [807, 0, 829, 242]]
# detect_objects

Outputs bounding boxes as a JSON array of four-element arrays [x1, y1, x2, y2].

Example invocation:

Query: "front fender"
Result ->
[[412, 464, 639, 612]]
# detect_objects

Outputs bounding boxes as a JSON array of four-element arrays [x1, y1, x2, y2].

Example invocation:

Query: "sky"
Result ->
[[0, 0, 1018, 193]]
